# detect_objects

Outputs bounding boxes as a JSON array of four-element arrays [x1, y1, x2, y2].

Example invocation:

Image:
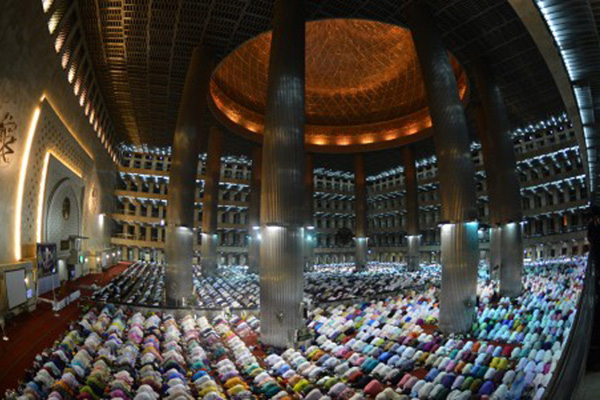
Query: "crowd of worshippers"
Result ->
[[92, 262, 442, 308], [7, 256, 585, 400], [92, 263, 164, 306]]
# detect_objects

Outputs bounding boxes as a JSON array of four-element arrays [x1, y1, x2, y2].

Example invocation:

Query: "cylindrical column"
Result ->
[[354, 153, 368, 271], [439, 222, 479, 331], [248, 146, 262, 274], [305, 153, 314, 226], [408, 3, 478, 333], [259, 0, 306, 348], [474, 61, 523, 297], [304, 153, 315, 271], [165, 46, 214, 306], [201, 126, 224, 277], [403, 146, 420, 271], [500, 222, 523, 295]]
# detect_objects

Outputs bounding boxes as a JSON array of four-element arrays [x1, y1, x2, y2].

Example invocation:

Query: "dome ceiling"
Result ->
[[210, 19, 468, 152], [75, 0, 567, 172]]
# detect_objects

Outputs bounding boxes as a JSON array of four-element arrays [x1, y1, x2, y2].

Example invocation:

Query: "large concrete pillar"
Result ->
[[304, 153, 315, 271], [408, 3, 479, 334], [474, 61, 523, 297], [248, 146, 262, 274], [354, 153, 368, 271], [201, 126, 224, 277], [259, 0, 306, 348], [403, 146, 420, 271], [165, 46, 214, 306]]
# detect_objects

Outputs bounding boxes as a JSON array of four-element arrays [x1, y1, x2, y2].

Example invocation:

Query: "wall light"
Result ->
[[15, 104, 42, 260], [36, 152, 51, 243], [67, 64, 76, 83], [47, 10, 60, 34], [265, 223, 286, 231], [42, 0, 55, 13]]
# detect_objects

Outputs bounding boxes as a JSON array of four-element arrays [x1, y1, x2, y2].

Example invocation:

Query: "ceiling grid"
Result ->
[[75, 0, 567, 171]]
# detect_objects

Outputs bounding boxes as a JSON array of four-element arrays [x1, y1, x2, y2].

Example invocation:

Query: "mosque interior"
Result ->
[[0, 1, 599, 399]]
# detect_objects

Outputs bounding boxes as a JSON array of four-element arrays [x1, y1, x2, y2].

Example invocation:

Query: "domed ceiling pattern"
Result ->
[[210, 19, 468, 152]]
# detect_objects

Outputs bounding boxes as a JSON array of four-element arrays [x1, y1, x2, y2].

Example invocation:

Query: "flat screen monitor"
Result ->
[[6, 269, 27, 309]]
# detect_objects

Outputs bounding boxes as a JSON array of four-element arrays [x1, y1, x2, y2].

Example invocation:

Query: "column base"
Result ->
[[355, 237, 368, 271], [260, 225, 305, 348], [201, 233, 219, 277], [407, 235, 420, 271], [304, 230, 315, 272], [439, 222, 479, 334], [164, 225, 194, 307], [499, 222, 523, 297], [489, 226, 502, 279], [248, 230, 260, 274]]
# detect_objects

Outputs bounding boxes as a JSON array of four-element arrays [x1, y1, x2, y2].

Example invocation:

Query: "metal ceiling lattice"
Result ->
[[76, 0, 568, 173]]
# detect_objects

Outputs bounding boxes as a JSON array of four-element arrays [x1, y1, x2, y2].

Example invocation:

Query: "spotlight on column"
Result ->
[[266, 222, 286, 231]]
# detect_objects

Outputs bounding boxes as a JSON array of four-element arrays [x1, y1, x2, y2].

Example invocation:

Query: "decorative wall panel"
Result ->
[[44, 158, 85, 246], [20, 100, 93, 253]]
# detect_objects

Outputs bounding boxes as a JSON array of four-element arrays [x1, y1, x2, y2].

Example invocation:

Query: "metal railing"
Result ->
[[543, 254, 596, 399]]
